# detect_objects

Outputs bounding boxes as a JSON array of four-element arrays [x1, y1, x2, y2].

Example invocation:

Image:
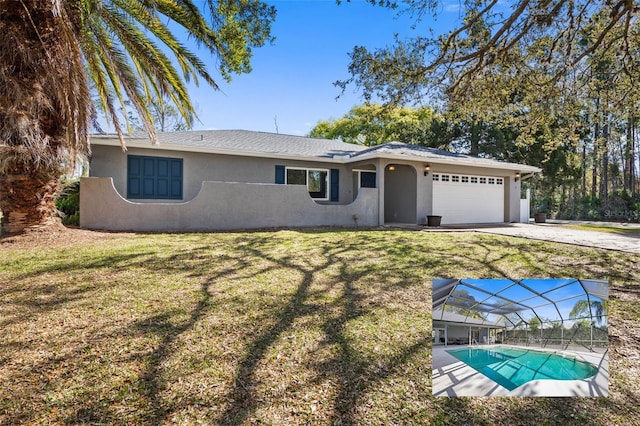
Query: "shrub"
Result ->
[[56, 180, 80, 226]]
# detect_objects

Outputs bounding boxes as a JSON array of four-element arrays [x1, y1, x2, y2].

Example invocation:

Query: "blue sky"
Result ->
[[187, 0, 462, 135]]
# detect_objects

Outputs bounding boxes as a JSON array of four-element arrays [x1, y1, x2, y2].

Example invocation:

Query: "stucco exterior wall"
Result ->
[[89, 145, 356, 204], [80, 177, 379, 232], [504, 176, 522, 223], [416, 167, 432, 225]]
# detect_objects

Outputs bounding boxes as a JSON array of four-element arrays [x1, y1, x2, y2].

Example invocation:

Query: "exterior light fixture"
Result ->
[[515, 172, 520, 181], [424, 165, 431, 176], [388, 165, 395, 171]]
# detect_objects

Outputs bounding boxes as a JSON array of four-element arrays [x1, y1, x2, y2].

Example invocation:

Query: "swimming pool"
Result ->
[[446, 346, 598, 391]]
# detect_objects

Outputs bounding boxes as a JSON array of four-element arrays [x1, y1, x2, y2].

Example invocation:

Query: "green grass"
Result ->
[[0, 229, 638, 425], [560, 224, 640, 238]]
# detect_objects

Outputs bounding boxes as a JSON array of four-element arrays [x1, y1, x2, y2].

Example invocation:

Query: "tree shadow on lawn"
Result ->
[[315, 271, 431, 425], [433, 396, 608, 426], [197, 231, 639, 425], [2, 229, 639, 424], [0, 237, 260, 424], [130, 276, 216, 425], [216, 232, 435, 425], [0, 250, 156, 335]]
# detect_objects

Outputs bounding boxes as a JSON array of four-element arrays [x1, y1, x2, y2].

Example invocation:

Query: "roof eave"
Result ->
[[352, 151, 542, 173]]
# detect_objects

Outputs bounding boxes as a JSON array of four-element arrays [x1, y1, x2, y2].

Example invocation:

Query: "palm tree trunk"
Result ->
[[0, 172, 61, 233], [0, 1, 89, 235]]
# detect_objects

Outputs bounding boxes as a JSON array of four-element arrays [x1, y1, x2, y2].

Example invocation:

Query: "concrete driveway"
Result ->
[[471, 222, 640, 254]]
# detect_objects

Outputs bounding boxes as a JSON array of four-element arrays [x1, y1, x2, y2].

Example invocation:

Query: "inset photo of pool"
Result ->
[[431, 278, 609, 397]]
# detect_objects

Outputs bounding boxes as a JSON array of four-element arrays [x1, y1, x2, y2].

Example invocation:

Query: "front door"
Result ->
[[384, 164, 417, 223]]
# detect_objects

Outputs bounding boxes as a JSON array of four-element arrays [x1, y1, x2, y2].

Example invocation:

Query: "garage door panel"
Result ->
[[433, 174, 504, 224]]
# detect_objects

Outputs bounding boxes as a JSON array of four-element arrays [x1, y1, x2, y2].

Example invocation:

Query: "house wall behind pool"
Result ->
[[446, 326, 470, 342], [80, 177, 379, 232]]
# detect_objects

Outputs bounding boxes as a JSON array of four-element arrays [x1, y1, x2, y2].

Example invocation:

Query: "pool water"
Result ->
[[446, 346, 598, 391]]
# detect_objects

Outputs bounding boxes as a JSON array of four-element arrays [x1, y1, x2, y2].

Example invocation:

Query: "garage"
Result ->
[[432, 173, 505, 224]]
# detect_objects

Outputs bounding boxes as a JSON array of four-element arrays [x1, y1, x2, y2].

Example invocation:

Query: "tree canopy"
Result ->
[[338, 0, 640, 221], [309, 103, 444, 146], [342, 0, 639, 105]]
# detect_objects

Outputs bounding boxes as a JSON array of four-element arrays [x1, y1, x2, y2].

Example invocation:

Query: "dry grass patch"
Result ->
[[0, 228, 638, 425], [559, 223, 640, 238]]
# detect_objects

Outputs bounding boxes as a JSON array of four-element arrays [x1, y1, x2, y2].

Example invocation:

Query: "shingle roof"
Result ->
[[90, 130, 540, 172], [91, 129, 365, 159]]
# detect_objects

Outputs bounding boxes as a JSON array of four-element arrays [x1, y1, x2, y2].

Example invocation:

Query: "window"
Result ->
[[452, 175, 460, 182], [488, 178, 495, 184], [471, 177, 478, 183], [442, 174, 450, 182], [461, 176, 469, 183], [497, 178, 503, 185], [127, 155, 183, 199], [276, 165, 339, 201], [433, 174, 439, 181], [360, 171, 376, 188], [479, 177, 487, 184], [286, 168, 307, 185], [286, 167, 329, 200], [307, 170, 327, 199]]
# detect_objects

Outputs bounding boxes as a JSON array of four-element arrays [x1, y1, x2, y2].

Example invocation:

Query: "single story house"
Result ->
[[80, 130, 541, 232]]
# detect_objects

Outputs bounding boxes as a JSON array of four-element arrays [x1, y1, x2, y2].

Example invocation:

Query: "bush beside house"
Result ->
[[56, 180, 80, 226]]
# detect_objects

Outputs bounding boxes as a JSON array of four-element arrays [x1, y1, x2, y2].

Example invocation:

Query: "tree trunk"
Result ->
[[581, 139, 587, 199], [470, 120, 480, 156], [632, 121, 637, 197], [601, 122, 609, 200], [592, 119, 599, 199], [0, 2, 89, 235], [0, 171, 61, 234], [625, 116, 632, 192]]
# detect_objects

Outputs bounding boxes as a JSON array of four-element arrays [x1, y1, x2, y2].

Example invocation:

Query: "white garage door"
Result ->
[[432, 173, 505, 224]]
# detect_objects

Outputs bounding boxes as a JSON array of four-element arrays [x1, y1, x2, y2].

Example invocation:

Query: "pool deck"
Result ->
[[432, 344, 609, 397]]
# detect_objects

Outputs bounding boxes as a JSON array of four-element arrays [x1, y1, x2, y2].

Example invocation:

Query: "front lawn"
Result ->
[[559, 223, 640, 238], [1, 229, 638, 425]]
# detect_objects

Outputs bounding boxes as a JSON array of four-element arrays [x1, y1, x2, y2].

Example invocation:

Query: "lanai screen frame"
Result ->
[[432, 278, 609, 348]]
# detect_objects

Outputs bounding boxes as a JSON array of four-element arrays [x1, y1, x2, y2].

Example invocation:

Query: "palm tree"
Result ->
[[569, 299, 608, 325], [0, 0, 274, 234]]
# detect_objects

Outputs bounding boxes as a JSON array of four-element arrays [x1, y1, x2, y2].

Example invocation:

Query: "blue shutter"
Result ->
[[127, 155, 183, 199], [156, 158, 170, 197], [330, 169, 339, 202], [170, 159, 183, 198], [127, 156, 142, 198], [142, 158, 155, 197], [275, 165, 285, 184]]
